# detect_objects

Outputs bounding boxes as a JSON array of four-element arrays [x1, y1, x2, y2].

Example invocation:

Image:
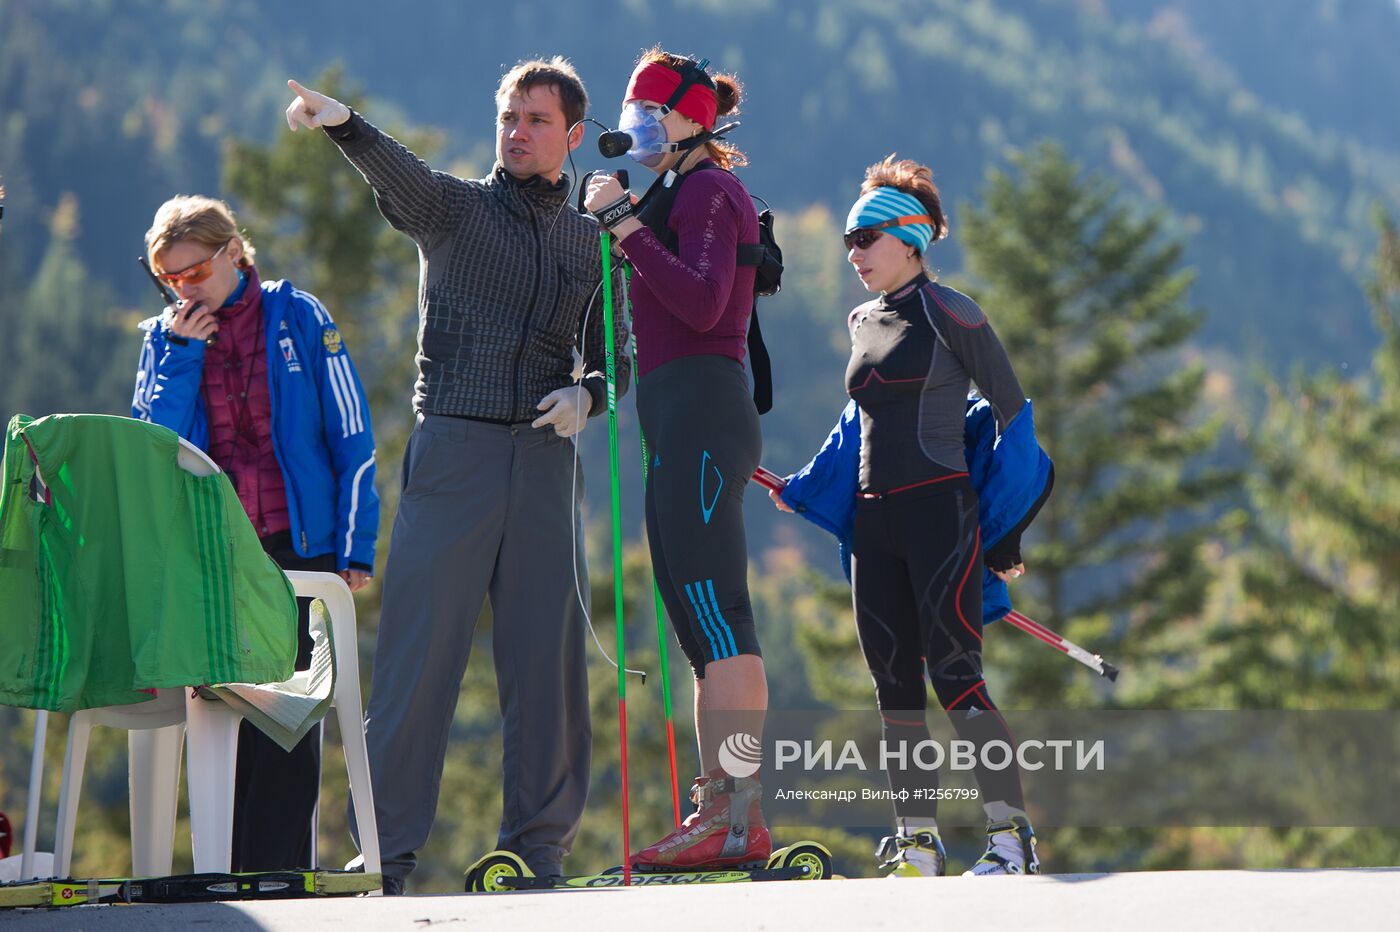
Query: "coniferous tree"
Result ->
[[5, 192, 132, 418], [1118, 212, 1400, 870], [955, 142, 1236, 707], [222, 66, 432, 439], [788, 143, 1237, 711], [1197, 212, 1400, 710]]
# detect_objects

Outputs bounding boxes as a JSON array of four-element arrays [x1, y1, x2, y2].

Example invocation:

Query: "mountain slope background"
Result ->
[[3, 0, 1398, 366], [3, 0, 1399, 887]]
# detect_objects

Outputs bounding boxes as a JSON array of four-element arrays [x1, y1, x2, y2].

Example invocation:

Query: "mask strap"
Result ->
[[661, 120, 740, 156], [655, 57, 713, 121]]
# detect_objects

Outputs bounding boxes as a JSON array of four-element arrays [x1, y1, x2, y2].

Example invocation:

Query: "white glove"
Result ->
[[285, 78, 352, 131], [533, 385, 592, 438]]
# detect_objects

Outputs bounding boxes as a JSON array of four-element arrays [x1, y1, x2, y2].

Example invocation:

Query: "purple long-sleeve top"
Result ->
[[617, 161, 758, 378]]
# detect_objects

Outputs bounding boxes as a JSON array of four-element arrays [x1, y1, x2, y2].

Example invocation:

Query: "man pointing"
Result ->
[[286, 59, 628, 892]]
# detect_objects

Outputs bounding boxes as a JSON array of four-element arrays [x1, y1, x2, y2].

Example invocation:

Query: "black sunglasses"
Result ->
[[843, 228, 884, 250], [843, 213, 934, 251]]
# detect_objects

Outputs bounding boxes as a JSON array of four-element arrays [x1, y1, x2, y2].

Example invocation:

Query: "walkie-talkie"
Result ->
[[138, 256, 217, 345]]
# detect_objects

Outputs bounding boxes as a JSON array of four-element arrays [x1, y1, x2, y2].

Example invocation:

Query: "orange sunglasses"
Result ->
[[155, 243, 228, 288]]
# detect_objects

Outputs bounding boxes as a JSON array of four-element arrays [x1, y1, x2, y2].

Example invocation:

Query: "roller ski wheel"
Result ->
[[464, 851, 532, 893], [766, 842, 834, 880]]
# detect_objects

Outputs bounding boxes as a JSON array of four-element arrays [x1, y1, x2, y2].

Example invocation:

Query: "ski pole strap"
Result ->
[[592, 192, 637, 230]]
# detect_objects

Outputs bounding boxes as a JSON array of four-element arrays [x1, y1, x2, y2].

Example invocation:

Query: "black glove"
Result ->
[[983, 464, 1054, 573], [984, 535, 1023, 573]]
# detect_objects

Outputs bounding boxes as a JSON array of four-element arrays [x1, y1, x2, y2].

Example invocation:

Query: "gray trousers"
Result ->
[[352, 413, 592, 880]]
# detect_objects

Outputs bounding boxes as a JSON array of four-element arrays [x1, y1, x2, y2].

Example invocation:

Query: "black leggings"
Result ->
[[637, 355, 762, 677], [850, 476, 1025, 818]]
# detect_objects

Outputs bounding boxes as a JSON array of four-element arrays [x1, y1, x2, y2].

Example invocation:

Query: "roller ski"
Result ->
[[465, 842, 832, 892], [876, 821, 947, 877], [0, 869, 381, 908], [466, 769, 833, 892], [964, 815, 1041, 875]]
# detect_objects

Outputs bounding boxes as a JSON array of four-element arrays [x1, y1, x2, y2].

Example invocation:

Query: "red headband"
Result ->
[[625, 61, 718, 130]]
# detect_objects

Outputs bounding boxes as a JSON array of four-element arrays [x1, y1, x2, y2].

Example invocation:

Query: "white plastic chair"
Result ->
[[183, 570, 381, 880], [24, 438, 381, 885], [51, 689, 187, 877]]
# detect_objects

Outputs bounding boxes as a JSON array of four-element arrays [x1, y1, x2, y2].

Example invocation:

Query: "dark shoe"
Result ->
[[382, 875, 406, 896]]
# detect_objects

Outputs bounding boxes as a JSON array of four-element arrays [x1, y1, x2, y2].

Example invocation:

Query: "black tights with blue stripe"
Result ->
[[637, 355, 763, 676]]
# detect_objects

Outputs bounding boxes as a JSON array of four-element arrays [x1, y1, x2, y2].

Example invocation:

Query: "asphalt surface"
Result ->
[[2, 867, 1396, 931]]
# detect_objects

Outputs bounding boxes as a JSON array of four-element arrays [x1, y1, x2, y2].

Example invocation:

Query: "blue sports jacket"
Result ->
[[779, 397, 1051, 623], [132, 279, 379, 571]]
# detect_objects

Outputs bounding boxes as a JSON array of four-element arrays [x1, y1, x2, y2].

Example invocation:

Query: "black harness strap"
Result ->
[[636, 163, 775, 414]]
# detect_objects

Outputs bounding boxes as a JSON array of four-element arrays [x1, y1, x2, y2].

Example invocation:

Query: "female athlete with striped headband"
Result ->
[[776, 157, 1043, 877]]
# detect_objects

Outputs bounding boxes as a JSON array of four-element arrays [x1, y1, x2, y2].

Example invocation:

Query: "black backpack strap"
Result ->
[[735, 243, 765, 266], [747, 306, 773, 415], [635, 162, 776, 414], [634, 163, 716, 253]]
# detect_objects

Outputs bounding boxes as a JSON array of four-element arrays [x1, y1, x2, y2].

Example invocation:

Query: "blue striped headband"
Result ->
[[845, 187, 934, 253]]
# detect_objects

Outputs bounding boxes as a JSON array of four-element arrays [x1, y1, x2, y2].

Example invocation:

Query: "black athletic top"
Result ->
[[846, 272, 1025, 494]]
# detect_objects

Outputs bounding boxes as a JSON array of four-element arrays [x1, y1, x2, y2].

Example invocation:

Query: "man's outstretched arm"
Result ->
[[286, 78, 459, 247]]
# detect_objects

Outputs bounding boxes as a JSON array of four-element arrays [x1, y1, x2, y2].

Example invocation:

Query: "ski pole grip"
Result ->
[[577, 170, 598, 214], [752, 466, 787, 493]]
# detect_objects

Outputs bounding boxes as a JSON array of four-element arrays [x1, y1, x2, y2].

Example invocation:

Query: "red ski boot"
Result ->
[[632, 768, 772, 871]]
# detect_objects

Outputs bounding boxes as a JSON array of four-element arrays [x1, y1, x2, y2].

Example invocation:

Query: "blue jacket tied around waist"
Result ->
[[779, 397, 1051, 623]]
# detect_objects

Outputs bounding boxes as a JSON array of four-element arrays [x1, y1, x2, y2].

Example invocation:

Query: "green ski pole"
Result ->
[[601, 231, 633, 884], [625, 262, 683, 828]]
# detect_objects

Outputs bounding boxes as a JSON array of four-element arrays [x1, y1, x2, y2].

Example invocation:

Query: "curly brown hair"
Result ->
[[860, 155, 949, 248], [639, 48, 747, 170]]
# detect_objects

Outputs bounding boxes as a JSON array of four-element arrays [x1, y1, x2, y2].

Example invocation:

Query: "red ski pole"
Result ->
[[1003, 610, 1119, 681], [753, 466, 1119, 681]]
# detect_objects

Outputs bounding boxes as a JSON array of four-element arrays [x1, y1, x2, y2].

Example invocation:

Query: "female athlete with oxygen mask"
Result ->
[[583, 49, 770, 872]]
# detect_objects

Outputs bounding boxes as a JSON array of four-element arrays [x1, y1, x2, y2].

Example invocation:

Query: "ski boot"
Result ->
[[876, 820, 947, 877], [632, 768, 772, 871], [964, 814, 1040, 875]]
